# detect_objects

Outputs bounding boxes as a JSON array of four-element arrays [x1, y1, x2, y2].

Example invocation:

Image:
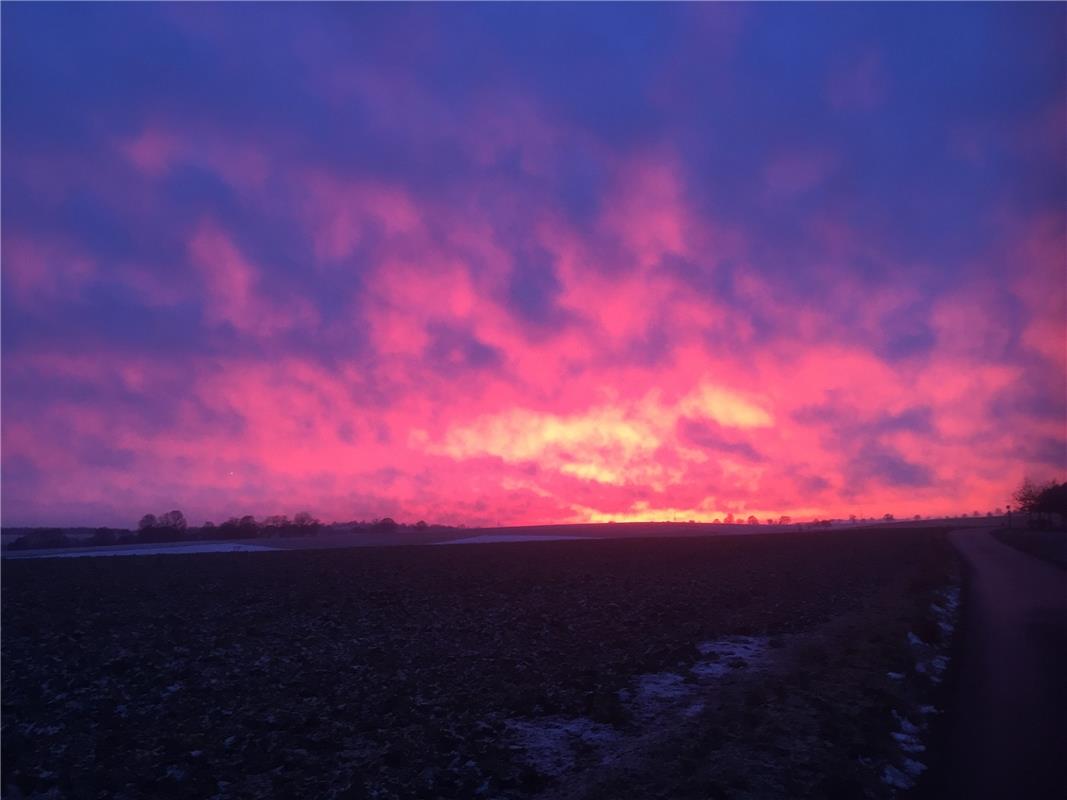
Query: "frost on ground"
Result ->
[[633, 671, 690, 712], [692, 636, 770, 679], [435, 534, 592, 545], [503, 717, 619, 777], [931, 585, 961, 638], [633, 636, 770, 718], [6, 543, 279, 559], [882, 758, 926, 791], [880, 582, 960, 793], [909, 585, 961, 685], [506, 636, 773, 778], [879, 708, 930, 791]]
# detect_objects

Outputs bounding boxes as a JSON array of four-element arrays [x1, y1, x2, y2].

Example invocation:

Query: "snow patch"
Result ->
[[504, 716, 619, 777], [892, 731, 925, 753], [627, 636, 772, 719], [683, 702, 706, 718], [892, 710, 919, 735], [931, 586, 961, 638], [435, 534, 592, 545], [691, 636, 770, 680], [902, 757, 926, 777], [878, 583, 959, 793], [882, 759, 925, 790], [882, 765, 911, 790], [633, 671, 690, 714], [8, 543, 279, 559]]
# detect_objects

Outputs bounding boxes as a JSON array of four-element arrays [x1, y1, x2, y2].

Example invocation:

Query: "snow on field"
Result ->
[[931, 585, 961, 638], [691, 636, 770, 679], [633, 671, 690, 711], [630, 636, 771, 718], [881, 582, 960, 793], [507, 635, 773, 778], [435, 534, 592, 545], [504, 716, 619, 776], [909, 585, 961, 685], [881, 711, 929, 789], [7, 543, 279, 559], [882, 759, 926, 790]]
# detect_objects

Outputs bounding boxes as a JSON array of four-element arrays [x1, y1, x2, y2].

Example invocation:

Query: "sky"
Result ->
[[2, 3, 1065, 528]]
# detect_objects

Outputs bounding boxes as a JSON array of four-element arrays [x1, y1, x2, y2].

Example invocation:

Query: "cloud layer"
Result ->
[[3, 4, 1064, 526]]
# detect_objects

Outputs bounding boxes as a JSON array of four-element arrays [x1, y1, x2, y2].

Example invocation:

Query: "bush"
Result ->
[[8, 529, 72, 550], [371, 517, 399, 533], [137, 527, 186, 544], [88, 528, 118, 546]]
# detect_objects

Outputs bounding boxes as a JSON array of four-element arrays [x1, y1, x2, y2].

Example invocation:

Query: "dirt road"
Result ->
[[935, 529, 1067, 799]]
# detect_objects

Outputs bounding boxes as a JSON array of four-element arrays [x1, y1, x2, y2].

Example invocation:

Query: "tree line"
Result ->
[[1012, 478, 1067, 528], [5, 510, 448, 550], [135, 510, 323, 542]]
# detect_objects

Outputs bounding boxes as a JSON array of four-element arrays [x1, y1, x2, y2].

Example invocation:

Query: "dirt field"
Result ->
[[2, 528, 956, 800]]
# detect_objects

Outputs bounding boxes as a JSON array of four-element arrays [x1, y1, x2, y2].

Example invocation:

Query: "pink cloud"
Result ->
[[1, 237, 96, 303], [119, 126, 269, 190], [187, 222, 319, 336]]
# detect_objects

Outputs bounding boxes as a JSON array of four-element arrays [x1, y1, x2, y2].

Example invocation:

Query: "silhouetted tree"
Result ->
[[89, 528, 117, 546], [290, 512, 321, 536], [158, 510, 187, 532], [216, 516, 258, 539], [1015, 477, 1067, 514], [1014, 478, 1042, 512], [136, 509, 186, 543], [294, 511, 320, 528], [414, 520, 428, 530], [9, 529, 72, 550], [747, 516, 759, 525], [1014, 478, 1067, 528], [883, 513, 895, 521], [1034, 481, 1067, 514]]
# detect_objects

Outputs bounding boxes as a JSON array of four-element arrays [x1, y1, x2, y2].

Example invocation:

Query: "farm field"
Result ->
[[2, 528, 956, 800]]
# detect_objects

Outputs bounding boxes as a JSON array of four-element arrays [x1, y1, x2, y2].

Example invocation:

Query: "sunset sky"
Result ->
[[2, 3, 1064, 528]]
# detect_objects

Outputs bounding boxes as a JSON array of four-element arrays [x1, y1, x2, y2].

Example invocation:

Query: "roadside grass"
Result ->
[[991, 527, 1067, 570]]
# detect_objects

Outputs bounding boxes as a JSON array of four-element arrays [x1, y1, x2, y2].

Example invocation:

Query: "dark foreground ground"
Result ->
[[2, 528, 955, 800]]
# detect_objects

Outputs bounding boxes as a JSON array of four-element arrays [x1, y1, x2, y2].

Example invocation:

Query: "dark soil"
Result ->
[[1, 528, 953, 800]]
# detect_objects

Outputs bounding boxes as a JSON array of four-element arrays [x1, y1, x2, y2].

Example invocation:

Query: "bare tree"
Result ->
[[158, 510, 187, 531]]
